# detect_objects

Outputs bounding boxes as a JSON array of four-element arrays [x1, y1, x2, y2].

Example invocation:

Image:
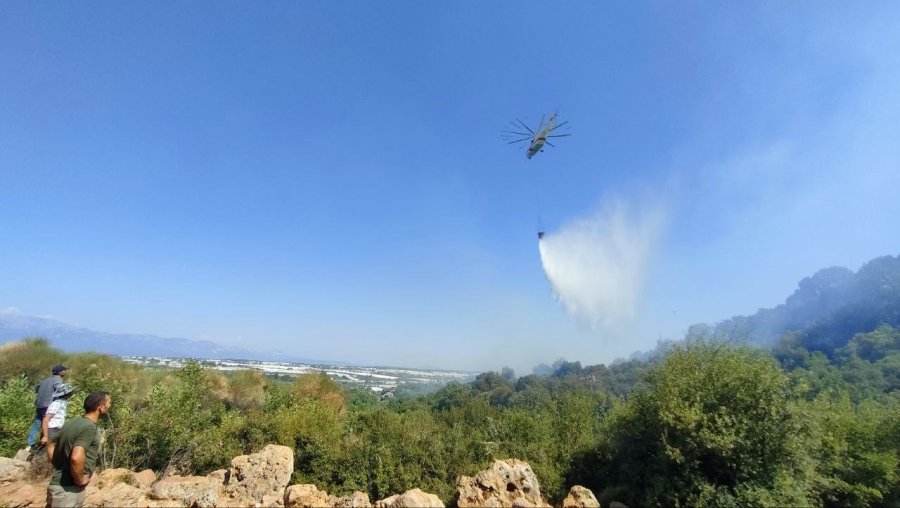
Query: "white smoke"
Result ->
[[539, 199, 665, 327]]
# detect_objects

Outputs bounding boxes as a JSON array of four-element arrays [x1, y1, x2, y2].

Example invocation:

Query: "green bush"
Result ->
[[0, 338, 65, 385], [0, 375, 35, 457], [589, 343, 809, 507]]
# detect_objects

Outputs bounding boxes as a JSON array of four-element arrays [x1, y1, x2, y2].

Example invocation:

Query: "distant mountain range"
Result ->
[[0, 310, 331, 364], [688, 254, 900, 355], [7, 253, 900, 368]]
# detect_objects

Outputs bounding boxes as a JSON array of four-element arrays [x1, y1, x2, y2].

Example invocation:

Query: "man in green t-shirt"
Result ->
[[47, 391, 112, 508]]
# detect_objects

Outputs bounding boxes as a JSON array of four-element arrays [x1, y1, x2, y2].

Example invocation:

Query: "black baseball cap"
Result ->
[[52, 365, 68, 374]]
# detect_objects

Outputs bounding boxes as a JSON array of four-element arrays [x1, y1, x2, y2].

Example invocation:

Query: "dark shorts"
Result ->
[[48, 427, 62, 441]]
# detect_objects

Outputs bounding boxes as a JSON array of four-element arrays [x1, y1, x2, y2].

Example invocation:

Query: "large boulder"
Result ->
[[375, 488, 443, 508], [84, 468, 158, 506], [225, 444, 294, 504], [0, 479, 48, 508], [93, 468, 136, 489], [86, 482, 150, 507], [284, 484, 372, 508], [150, 475, 221, 508], [84, 468, 157, 507], [332, 491, 372, 507], [284, 484, 331, 508], [456, 459, 546, 507], [134, 469, 157, 489], [562, 486, 600, 508], [0, 457, 29, 484]]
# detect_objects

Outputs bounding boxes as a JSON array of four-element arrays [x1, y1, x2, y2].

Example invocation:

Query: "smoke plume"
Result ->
[[539, 200, 665, 327]]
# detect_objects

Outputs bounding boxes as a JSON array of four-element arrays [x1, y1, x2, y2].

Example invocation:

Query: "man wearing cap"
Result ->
[[27, 365, 68, 451]]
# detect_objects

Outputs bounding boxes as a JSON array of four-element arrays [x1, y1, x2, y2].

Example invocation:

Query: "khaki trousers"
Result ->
[[46, 484, 85, 508]]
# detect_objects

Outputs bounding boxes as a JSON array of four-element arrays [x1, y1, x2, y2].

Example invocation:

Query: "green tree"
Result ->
[[801, 394, 900, 507], [587, 343, 809, 507]]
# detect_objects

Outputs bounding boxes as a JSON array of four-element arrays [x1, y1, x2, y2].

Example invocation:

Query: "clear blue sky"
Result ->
[[2, 2, 899, 372]]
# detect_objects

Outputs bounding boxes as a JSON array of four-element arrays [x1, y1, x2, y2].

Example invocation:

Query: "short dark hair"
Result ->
[[83, 391, 110, 412]]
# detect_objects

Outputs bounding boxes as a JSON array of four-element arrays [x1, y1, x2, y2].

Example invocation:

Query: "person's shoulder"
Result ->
[[69, 416, 95, 430], [69, 417, 97, 438]]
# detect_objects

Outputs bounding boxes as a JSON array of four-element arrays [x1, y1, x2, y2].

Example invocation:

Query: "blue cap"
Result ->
[[52, 365, 68, 374]]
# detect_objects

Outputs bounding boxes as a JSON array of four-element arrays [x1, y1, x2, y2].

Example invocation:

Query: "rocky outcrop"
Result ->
[[333, 491, 373, 507], [456, 459, 547, 507], [375, 488, 443, 508], [285, 484, 332, 507], [86, 481, 150, 507], [562, 486, 600, 508], [225, 444, 294, 504], [0, 447, 614, 508], [284, 484, 374, 508], [150, 475, 222, 508], [0, 457, 29, 484], [135, 469, 157, 489], [0, 480, 47, 508], [83, 468, 149, 507]]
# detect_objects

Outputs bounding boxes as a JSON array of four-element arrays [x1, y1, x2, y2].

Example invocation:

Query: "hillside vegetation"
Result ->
[[694, 255, 900, 354], [1, 332, 898, 507]]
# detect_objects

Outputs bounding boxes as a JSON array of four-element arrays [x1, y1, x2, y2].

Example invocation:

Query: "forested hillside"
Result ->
[[692, 254, 900, 355]]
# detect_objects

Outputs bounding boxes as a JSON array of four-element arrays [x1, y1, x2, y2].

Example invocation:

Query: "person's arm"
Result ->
[[40, 410, 53, 445], [69, 446, 91, 486]]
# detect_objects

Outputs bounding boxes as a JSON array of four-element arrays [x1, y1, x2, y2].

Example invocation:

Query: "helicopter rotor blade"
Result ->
[[549, 121, 569, 132], [548, 133, 571, 138], [545, 141, 557, 148], [515, 119, 535, 135], [506, 136, 533, 144], [502, 130, 532, 137]]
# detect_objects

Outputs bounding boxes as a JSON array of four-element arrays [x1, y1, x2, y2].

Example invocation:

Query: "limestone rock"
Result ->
[[13, 449, 30, 462], [208, 468, 229, 486], [0, 457, 29, 484], [94, 467, 136, 489], [562, 486, 600, 508], [135, 469, 157, 489], [262, 493, 285, 507], [332, 491, 372, 507], [285, 484, 331, 507], [0, 478, 48, 508], [374, 494, 398, 507], [375, 488, 443, 508], [81, 467, 160, 507], [150, 475, 221, 507], [85, 481, 151, 507], [226, 444, 294, 504], [456, 459, 546, 507]]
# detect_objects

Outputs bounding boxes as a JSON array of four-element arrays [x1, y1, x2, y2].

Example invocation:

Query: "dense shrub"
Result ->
[[0, 338, 65, 385], [586, 343, 810, 507], [0, 375, 35, 457]]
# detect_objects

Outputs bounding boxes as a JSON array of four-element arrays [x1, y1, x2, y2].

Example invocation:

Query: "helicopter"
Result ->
[[502, 113, 571, 159]]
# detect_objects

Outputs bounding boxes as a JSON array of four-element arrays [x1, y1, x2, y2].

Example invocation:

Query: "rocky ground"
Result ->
[[0, 445, 610, 507]]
